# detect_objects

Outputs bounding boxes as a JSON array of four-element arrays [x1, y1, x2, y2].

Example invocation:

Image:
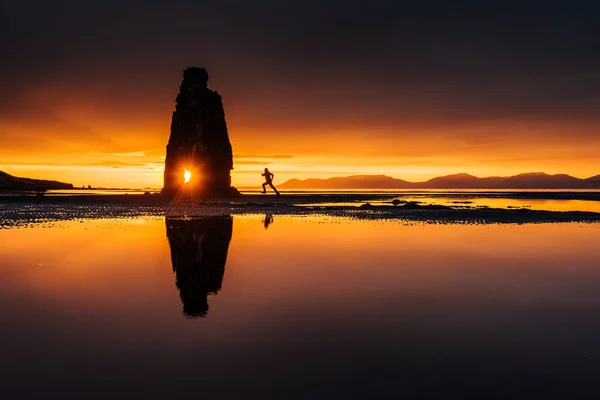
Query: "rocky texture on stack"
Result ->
[[162, 67, 238, 197]]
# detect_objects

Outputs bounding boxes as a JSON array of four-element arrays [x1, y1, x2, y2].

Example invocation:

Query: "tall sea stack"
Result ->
[[163, 67, 238, 196]]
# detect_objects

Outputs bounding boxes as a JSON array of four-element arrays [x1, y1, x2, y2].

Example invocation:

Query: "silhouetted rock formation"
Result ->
[[0, 170, 73, 191], [166, 216, 233, 318], [162, 68, 238, 197]]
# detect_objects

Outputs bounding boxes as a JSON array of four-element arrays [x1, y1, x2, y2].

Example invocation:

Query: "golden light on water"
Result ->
[[184, 169, 191, 184]]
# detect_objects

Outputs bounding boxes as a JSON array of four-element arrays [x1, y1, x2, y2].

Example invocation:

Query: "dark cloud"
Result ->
[[2, 0, 600, 143]]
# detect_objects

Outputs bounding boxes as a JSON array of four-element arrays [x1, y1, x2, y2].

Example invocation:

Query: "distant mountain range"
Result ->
[[279, 173, 600, 190], [0, 170, 73, 191]]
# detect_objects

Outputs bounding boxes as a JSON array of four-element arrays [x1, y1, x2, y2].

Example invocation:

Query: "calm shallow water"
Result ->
[[299, 194, 600, 213], [2, 216, 600, 398]]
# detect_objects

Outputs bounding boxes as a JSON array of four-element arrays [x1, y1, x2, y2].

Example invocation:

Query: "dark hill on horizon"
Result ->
[[0, 170, 73, 191], [279, 173, 600, 190], [281, 175, 413, 190]]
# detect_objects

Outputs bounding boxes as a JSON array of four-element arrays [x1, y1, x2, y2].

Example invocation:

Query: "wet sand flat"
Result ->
[[2, 192, 600, 227]]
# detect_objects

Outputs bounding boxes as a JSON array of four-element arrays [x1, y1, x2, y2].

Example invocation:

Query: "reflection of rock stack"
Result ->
[[166, 216, 233, 318], [162, 67, 238, 197]]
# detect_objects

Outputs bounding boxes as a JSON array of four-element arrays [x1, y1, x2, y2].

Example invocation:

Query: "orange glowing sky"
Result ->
[[1, 1, 599, 188]]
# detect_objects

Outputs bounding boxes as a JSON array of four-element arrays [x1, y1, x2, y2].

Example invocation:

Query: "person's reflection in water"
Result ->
[[165, 216, 233, 318], [263, 214, 274, 229]]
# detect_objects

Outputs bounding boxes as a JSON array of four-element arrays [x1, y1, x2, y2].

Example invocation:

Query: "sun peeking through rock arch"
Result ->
[[162, 67, 238, 198]]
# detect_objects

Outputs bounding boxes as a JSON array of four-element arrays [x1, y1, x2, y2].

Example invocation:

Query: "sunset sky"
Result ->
[[1, 1, 599, 188]]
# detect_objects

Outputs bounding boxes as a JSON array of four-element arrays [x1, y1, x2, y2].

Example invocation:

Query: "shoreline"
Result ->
[[2, 192, 600, 227], [0, 193, 399, 206], [2, 200, 600, 228], [4, 190, 600, 204]]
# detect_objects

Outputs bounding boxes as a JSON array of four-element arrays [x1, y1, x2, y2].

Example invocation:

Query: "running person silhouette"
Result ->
[[261, 168, 280, 196]]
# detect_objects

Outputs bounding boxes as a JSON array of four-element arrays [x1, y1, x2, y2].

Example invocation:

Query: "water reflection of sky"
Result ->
[[1, 217, 600, 398], [302, 197, 600, 212]]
